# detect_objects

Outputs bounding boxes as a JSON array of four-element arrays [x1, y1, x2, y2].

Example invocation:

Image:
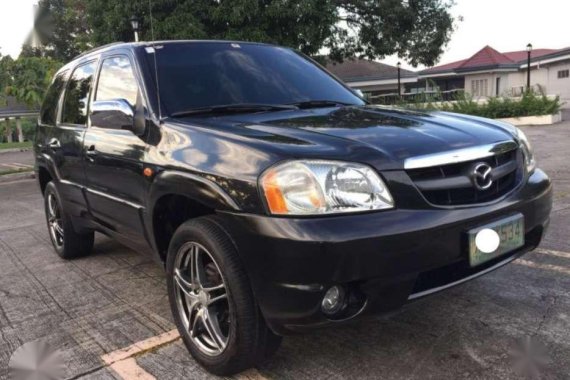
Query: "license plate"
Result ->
[[468, 214, 525, 267]]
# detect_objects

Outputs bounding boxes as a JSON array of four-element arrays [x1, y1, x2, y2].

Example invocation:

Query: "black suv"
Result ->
[[35, 41, 552, 375]]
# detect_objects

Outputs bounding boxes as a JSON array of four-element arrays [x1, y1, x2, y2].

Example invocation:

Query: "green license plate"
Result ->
[[468, 214, 525, 267]]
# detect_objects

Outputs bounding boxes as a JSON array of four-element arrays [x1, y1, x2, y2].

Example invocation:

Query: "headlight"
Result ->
[[515, 128, 536, 173], [260, 160, 394, 215]]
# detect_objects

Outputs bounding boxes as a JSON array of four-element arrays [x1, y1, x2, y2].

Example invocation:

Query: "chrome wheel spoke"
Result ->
[[47, 194, 64, 247], [201, 308, 227, 350], [190, 308, 202, 338], [174, 268, 195, 295], [173, 241, 230, 357], [48, 195, 57, 218], [207, 294, 227, 306], [191, 246, 207, 287], [52, 222, 64, 237]]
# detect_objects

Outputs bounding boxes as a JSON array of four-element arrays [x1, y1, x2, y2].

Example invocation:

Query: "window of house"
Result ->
[[95, 56, 139, 107], [558, 69, 569, 79], [471, 79, 488, 97], [62, 61, 97, 125]]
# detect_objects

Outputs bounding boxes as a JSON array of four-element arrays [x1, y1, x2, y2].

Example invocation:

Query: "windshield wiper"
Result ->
[[288, 100, 354, 109], [170, 103, 298, 117]]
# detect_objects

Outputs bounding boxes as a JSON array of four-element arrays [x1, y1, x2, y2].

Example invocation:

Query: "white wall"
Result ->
[[506, 62, 570, 99], [546, 62, 570, 100]]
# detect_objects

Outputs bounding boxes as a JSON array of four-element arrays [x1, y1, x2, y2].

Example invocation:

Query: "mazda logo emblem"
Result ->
[[471, 162, 493, 190]]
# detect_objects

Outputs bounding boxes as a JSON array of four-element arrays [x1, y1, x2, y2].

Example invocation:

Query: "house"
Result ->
[[325, 59, 418, 97], [418, 46, 570, 100], [0, 97, 38, 143]]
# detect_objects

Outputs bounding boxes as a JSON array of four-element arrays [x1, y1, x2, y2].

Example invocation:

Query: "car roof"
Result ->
[[57, 40, 277, 75]]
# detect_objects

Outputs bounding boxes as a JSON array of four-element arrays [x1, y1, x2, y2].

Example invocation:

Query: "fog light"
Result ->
[[321, 286, 345, 315]]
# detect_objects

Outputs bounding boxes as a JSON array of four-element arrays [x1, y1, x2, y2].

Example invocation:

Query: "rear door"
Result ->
[[50, 60, 98, 214], [83, 54, 149, 240], [35, 70, 68, 179]]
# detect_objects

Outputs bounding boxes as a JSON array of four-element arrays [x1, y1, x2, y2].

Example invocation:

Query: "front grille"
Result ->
[[407, 148, 523, 206]]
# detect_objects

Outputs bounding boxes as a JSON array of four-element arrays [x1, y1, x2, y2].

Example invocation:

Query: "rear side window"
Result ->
[[62, 61, 97, 125], [96, 56, 139, 107], [40, 71, 67, 125]]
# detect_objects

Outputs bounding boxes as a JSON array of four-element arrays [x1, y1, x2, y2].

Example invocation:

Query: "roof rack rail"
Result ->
[[73, 42, 127, 60]]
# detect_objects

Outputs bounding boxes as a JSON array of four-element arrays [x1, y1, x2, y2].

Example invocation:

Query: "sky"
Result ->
[[1, 0, 569, 71]]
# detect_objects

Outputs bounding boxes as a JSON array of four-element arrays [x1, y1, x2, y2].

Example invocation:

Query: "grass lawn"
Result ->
[[0, 141, 33, 150]]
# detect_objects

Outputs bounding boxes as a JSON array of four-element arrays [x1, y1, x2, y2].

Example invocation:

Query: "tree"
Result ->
[[0, 53, 14, 104], [31, 0, 91, 62], [28, 0, 455, 66], [85, 0, 454, 66], [4, 57, 62, 108]]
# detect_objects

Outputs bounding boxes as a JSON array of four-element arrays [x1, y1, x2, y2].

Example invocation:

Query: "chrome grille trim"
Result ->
[[404, 140, 519, 170]]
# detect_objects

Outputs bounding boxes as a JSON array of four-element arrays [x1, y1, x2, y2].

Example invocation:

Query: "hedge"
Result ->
[[400, 91, 562, 119]]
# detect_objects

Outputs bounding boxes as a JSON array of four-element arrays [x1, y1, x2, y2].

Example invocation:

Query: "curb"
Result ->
[[0, 171, 35, 184], [0, 148, 32, 155]]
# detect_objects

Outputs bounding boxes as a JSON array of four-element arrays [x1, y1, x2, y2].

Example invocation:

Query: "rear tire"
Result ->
[[166, 216, 281, 376], [44, 182, 94, 259]]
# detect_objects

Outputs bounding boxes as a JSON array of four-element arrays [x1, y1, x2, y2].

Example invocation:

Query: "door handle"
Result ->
[[48, 138, 61, 149], [86, 145, 98, 160]]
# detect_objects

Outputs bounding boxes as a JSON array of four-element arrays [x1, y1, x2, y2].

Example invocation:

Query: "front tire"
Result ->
[[166, 216, 281, 376], [44, 182, 94, 259]]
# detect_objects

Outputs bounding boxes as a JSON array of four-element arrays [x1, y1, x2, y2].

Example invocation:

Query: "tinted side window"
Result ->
[[40, 71, 68, 125], [96, 56, 139, 107], [62, 61, 97, 125]]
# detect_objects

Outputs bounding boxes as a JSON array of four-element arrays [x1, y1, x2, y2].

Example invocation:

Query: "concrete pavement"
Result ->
[[0, 123, 569, 379], [0, 149, 34, 175]]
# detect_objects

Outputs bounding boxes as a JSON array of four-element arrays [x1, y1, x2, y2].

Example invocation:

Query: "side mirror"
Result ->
[[91, 99, 136, 132]]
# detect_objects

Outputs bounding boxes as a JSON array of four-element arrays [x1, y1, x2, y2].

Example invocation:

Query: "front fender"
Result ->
[[145, 170, 241, 258], [148, 170, 240, 212]]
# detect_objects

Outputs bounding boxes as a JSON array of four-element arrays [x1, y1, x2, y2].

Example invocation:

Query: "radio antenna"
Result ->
[[148, 0, 162, 121]]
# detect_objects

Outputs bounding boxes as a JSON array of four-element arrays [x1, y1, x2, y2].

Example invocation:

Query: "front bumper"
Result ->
[[218, 169, 552, 335]]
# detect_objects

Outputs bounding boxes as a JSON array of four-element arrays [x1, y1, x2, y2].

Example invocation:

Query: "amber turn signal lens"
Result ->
[[262, 171, 289, 214], [143, 167, 154, 177]]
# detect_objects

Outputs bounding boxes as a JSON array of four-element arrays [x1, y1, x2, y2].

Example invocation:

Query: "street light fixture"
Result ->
[[526, 43, 533, 91], [130, 15, 141, 42], [397, 61, 402, 98]]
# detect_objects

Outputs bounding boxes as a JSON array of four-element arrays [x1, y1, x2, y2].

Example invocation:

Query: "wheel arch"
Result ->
[[36, 155, 59, 195], [148, 170, 241, 262]]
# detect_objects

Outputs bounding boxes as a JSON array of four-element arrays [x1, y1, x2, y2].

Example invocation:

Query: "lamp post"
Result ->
[[526, 43, 533, 92], [397, 61, 402, 98], [130, 15, 140, 42]]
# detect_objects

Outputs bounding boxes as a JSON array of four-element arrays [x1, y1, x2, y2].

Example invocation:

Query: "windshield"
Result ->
[[150, 42, 365, 116]]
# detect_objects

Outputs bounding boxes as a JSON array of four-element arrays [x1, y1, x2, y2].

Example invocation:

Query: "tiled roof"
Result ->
[[0, 97, 37, 118], [457, 46, 514, 68], [0, 97, 34, 112], [503, 49, 558, 62], [325, 59, 417, 82], [421, 46, 568, 75]]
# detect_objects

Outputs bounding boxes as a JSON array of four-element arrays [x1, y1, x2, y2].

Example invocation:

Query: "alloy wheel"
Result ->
[[47, 193, 64, 248], [173, 242, 230, 356]]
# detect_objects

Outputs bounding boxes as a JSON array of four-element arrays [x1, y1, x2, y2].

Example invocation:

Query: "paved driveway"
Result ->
[[0, 149, 34, 174], [0, 123, 569, 379]]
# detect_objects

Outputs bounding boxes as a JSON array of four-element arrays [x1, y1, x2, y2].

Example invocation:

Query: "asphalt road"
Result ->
[[0, 124, 569, 379]]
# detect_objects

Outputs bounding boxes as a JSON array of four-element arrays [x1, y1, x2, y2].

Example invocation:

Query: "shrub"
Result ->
[[395, 90, 562, 119]]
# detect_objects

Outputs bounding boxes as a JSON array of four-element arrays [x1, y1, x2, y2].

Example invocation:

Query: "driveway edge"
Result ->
[[0, 171, 35, 184]]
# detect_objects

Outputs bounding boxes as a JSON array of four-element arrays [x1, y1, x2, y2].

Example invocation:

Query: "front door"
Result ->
[[83, 55, 148, 241]]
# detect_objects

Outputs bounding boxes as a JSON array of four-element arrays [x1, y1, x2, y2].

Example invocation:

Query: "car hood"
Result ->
[[173, 106, 517, 170]]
